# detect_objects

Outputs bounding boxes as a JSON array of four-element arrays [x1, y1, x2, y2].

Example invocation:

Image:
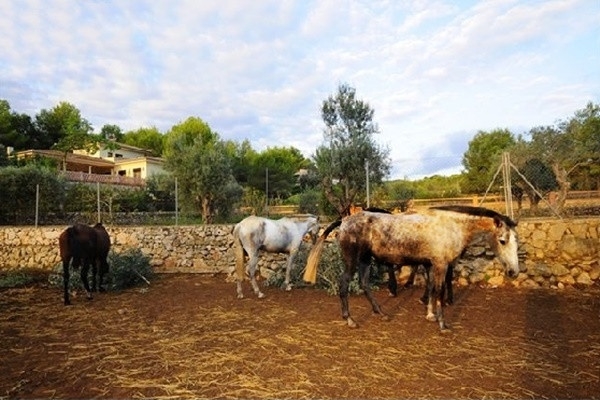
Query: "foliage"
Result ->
[[39, 102, 100, 156], [99, 124, 124, 142], [104, 248, 153, 291], [313, 83, 391, 216], [462, 128, 516, 194], [164, 117, 242, 223], [248, 146, 308, 200], [49, 248, 153, 292], [297, 189, 320, 215], [0, 99, 37, 150], [510, 102, 600, 210], [0, 164, 65, 224], [0, 270, 47, 289], [514, 158, 558, 209], [122, 126, 164, 157], [266, 242, 385, 296], [145, 173, 176, 211]]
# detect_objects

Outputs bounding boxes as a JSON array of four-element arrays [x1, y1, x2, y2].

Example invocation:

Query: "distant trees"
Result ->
[[1, 95, 597, 222], [462, 128, 516, 194], [122, 127, 164, 156], [511, 102, 599, 211]]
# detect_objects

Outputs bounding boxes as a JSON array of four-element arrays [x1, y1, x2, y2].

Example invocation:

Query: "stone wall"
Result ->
[[1, 218, 598, 289]]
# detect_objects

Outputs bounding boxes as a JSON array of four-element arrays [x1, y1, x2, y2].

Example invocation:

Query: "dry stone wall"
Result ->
[[0, 218, 598, 289]]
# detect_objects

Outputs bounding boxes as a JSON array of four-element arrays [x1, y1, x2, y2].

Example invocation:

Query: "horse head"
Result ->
[[491, 215, 520, 278]]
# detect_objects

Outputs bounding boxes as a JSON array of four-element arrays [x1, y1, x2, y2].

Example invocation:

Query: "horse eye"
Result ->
[[499, 239, 507, 245]]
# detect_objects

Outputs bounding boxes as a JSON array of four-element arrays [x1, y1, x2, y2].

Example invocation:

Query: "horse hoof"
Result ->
[[426, 313, 437, 322], [381, 314, 391, 322], [285, 285, 293, 292], [257, 292, 266, 299], [347, 318, 358, 328], [237, 294, 244, 299]]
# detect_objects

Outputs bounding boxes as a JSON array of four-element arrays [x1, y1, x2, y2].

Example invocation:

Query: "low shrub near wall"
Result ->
[[0, 217, 598, 289]]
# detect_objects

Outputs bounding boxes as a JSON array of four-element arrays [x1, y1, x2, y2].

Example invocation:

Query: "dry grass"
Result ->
[[1, 274, 599, 399]]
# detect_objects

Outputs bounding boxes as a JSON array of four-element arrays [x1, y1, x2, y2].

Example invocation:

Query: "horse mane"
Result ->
[[362, 207, 391, 214], [430, 205, 517, 227]]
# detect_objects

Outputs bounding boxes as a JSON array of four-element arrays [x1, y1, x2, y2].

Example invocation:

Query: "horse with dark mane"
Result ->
[[232, 215, 320, 299], [59, 223, 111, 305], [304, 205, 520, 331], [358, 207, 454, 304]]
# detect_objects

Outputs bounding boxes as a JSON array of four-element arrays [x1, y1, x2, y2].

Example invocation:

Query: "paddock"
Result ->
[[1, 273, 598, 399]]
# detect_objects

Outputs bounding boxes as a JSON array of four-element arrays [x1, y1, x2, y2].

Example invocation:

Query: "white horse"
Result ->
[[232, 215, 320, 299]]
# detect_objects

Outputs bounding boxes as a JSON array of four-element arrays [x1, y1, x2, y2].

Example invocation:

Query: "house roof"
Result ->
[[16, 149, 115, 167]]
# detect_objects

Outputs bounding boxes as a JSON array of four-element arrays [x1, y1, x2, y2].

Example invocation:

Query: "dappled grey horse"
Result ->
[[304, 205, 520, 332]]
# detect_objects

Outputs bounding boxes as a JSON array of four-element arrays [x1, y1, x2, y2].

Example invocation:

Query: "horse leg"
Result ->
[[81, 259, 93, 301], [404, 264, 418, 288], [445, 263, 454, 305], [386, 264, 397, 297], [338, 268, 357, 328], [62, 258, 71, 305], [359, 261, 388, 321], [91, 261, 98, 293], [283, 249, 297, 291], [247, 253, 265, 299], [420, 264, 430, 305], [425, 263, 450, 332]]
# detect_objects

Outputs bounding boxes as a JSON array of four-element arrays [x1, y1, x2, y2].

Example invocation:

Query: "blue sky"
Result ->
[[1, 0, 598, 180]]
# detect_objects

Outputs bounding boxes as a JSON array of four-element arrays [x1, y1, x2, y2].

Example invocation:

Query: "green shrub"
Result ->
[[49, 248, 154, 291], [105, 248, 153, 291], [0, 270, 47, 289], [265, 242, 386, 296]]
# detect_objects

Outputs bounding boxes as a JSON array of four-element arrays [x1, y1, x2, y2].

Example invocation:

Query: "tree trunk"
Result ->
[[202, 195, 213, 224], [551, 162, 570, 211]]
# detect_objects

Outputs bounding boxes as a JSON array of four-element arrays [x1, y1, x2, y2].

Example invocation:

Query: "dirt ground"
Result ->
[[1, 273, 599, 400]]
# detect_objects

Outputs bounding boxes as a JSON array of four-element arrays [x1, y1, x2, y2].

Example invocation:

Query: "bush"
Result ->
[[49, 248, 154, 292], [0, 269, 47, 289], [105, 248, 153, 291], [265, 242, 386, 296]]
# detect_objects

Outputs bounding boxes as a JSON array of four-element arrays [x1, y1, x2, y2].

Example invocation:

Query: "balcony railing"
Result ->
[[61, 171, 146, 187]]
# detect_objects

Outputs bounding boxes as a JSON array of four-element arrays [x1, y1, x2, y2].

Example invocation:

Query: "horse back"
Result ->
[[61, 224, 99, 261], [340, 211, 466, 265]]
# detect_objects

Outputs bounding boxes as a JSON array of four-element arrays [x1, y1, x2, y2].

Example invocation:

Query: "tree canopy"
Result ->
[[163, 117, 241, 223], [313, 83, 390, 216]]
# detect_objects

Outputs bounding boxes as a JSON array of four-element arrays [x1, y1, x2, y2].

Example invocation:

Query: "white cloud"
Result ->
[[0, 0, 598, 179]]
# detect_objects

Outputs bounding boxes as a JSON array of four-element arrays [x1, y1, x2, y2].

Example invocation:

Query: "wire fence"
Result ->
[[1, 153, 598, 226]]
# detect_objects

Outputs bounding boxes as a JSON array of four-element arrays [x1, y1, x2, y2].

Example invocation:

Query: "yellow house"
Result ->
[[74, 142, 166, 180], [16, 142, 166, 187]]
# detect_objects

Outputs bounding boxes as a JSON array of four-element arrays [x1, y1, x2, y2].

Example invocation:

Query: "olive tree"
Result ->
[[313, 83, 390, 216]]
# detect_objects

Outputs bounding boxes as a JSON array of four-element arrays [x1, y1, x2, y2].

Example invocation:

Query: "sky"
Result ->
[[1, 0, 599, 180]]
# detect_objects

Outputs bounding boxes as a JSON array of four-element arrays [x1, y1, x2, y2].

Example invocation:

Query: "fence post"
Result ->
[[35, 184, 39, 228], [97, 182, 101, 223]]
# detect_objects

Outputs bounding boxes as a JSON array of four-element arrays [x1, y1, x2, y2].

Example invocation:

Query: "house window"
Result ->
[[133, 168, 142, 178], [118, 170, 126, 176], [115, 153, 123, 158], [107, 152, 113, 157]]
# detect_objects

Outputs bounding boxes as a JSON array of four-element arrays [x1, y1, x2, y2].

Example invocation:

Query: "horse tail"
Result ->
[[232, 225, 245, 282], [303, 219, 342, 284]]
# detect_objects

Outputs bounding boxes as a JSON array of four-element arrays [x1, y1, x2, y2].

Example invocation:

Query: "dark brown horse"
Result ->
[[304, 205, 520, 331], [58, 223, 111, 305]]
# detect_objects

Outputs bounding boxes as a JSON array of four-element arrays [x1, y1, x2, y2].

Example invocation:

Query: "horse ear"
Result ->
[[493, 215, 503, 228]]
